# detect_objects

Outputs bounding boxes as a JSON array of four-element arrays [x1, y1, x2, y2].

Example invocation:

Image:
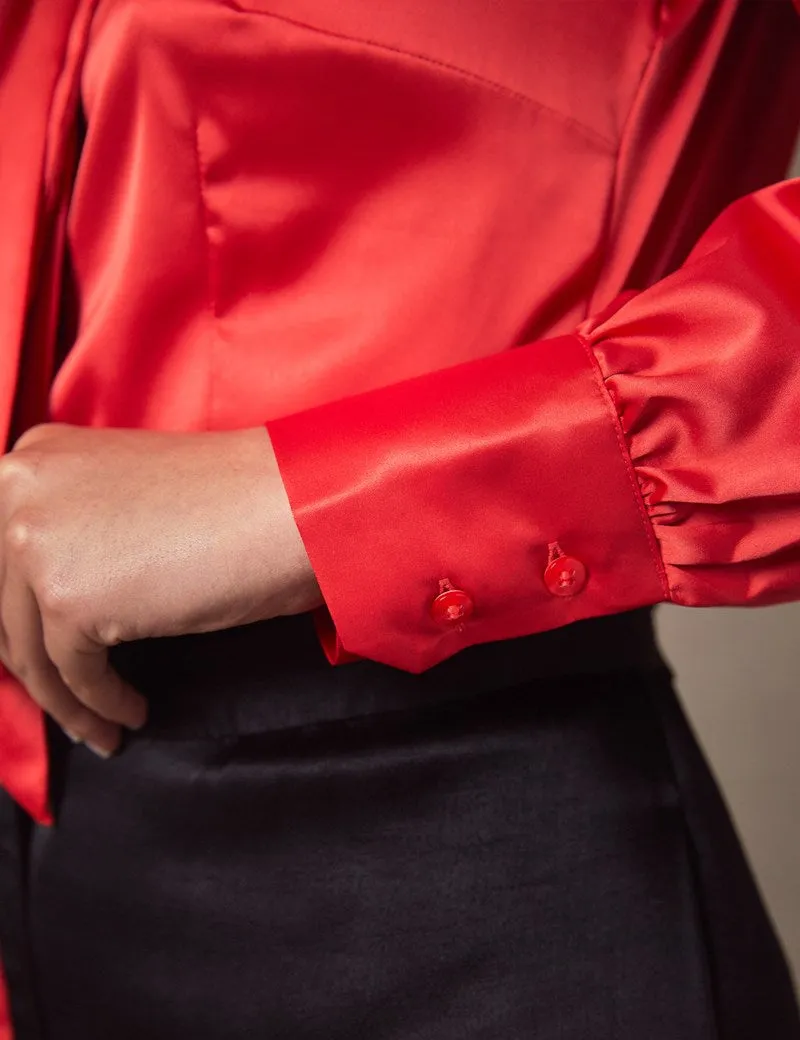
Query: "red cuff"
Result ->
[[268, 333, 668, 673], [311, 604, 363, 665]]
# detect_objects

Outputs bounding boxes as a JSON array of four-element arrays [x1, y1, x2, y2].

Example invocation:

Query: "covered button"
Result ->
[[431, 587, 474, 626], [544, 556, 587, 597]]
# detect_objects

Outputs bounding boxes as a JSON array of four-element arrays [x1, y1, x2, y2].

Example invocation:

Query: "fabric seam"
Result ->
[[219, 0, 615, 152], [584, 2, 667, 317], [576, 331, 672, 601]]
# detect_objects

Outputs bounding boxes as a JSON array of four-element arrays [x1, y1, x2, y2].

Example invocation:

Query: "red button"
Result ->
[[544, 556, 587, 597], [431, 588, 474, 626]]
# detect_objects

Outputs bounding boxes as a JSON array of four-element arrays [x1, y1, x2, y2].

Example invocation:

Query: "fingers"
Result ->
[[1, 578, 124, 756], [43, 622, 148, 732], [0, 424, 148, 756]]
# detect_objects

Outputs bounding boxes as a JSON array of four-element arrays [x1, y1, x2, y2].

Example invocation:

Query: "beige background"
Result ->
[[653, 139, 800, 983]]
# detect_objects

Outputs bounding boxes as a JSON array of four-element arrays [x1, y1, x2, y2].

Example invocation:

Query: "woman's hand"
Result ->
[[0, 423, 323, 756]]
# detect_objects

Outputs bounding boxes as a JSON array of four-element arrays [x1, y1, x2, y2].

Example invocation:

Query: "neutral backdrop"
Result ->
[[653, 138, 800, 983]]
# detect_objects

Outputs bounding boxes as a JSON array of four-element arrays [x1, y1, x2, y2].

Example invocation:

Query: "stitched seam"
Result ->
[[576, 332, 673, 601], [190, 110, 219, 431], [584, 3, 667, 317], [220, 0, 616, 152]]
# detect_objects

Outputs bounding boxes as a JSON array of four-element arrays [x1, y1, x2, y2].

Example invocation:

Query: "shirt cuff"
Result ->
[[267, 332, 668, 673]]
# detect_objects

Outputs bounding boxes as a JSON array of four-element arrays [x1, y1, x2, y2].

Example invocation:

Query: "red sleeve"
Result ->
[[267, 177, 800, 673]]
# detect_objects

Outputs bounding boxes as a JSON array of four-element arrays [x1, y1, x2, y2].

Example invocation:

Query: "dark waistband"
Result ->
[[108, 607, 667, 740]]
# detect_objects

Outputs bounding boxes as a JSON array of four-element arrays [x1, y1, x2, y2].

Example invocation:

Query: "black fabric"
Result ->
[[105, 606, 665, 738], [1, 609, 798, 1038], [0, 797, 43, 1040], [651, 679, 800, 1039]]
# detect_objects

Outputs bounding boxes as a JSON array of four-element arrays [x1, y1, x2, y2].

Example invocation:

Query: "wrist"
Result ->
[[237, 427, 324, 618]]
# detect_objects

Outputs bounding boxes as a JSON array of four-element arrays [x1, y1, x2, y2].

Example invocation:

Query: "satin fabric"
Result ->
[[0, 0, 92, 831], [0, 0, 798, 835], [1, 1, 800, 1035], [269, 2, 800, 669]]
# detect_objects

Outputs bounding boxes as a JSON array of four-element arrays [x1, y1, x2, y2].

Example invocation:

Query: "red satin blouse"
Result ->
[[1, 0, 800, 829], [2, 0, 800, 1035]]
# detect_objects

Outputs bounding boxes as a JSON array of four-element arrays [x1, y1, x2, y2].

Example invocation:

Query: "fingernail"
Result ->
[[63, 729, 83, 745], [85, 742, 114, 760]]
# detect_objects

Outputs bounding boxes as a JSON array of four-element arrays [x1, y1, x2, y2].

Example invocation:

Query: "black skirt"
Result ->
[[1, 609, 798, 1039]]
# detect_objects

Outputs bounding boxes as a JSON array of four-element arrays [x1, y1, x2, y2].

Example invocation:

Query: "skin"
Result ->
[[0, 423, 323, 757]]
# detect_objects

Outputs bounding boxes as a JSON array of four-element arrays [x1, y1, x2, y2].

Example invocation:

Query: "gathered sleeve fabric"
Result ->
[[267, 177, 800, 673]]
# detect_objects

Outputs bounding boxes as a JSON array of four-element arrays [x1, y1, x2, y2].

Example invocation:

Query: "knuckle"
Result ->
[[96, 619, 126, 647], [4, 512, 38, 555], [38, 579, 80, 621], [0, 455, 35, 495]]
